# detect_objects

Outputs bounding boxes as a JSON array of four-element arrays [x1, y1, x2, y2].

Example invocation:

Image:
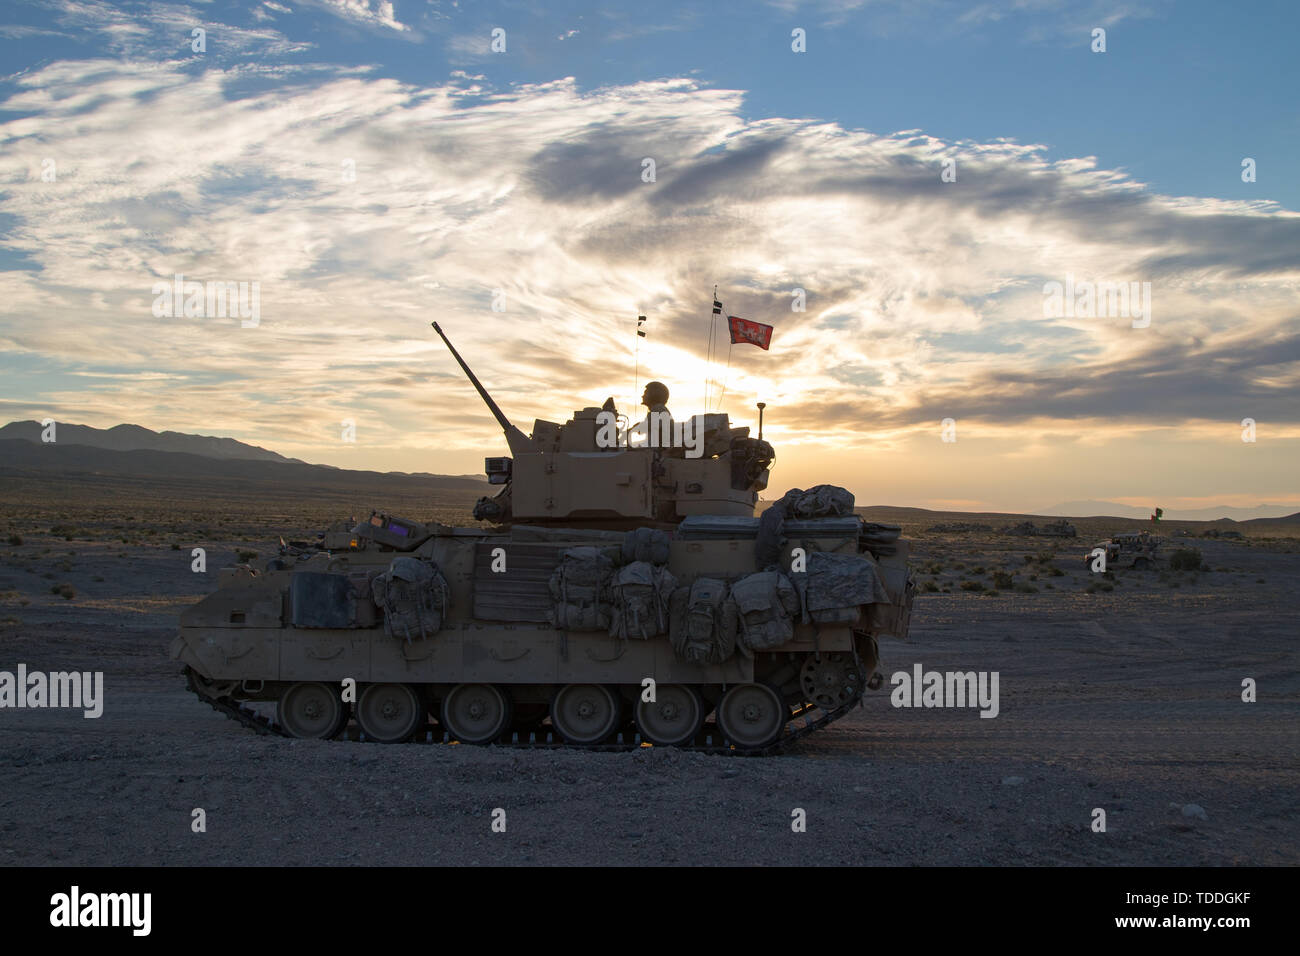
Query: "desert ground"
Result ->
[[0, 474, 1296, 866]]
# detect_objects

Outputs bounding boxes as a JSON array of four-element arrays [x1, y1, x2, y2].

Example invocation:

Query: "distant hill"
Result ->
[[0, 426, 488, 494], [1237, 512, 1300, 528], [1042, 500, 1299, 521], [0, 420, 298, 464]]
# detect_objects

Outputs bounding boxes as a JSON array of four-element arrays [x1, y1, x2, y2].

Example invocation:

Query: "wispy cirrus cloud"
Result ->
[[39, 0, 313, 57], [299, 0, 412, 33]]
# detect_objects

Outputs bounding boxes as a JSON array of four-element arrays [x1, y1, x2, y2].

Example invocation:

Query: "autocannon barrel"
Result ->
[[432, 322, 538, 454]]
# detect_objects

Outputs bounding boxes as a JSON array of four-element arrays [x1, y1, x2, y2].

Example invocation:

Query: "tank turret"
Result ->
[[431, 322, 774, 528]]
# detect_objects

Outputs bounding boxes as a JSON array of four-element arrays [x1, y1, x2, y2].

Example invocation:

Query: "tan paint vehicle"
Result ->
[[171, 324, 915, 752], [1084, 531, 1162, 570]]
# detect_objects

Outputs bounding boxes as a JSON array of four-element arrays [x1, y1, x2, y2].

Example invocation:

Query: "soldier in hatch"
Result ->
[[601, 381, 681, 452], [641, 380, 672, 420], [640, 381, 682, 455]]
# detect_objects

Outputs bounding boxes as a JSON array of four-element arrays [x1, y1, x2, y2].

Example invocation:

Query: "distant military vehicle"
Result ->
[[172, 323, 915, 752], [1085, 531, 1161, 570], [1039, 519, 1077, 538]]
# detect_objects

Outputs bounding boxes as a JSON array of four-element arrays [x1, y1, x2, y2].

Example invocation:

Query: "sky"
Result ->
[[1, 0, 1297, 513]]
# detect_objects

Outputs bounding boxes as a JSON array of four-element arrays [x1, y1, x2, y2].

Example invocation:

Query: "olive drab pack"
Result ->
[[799, 551, 890, 624], [621, 527, 671, 565], [755, 483, 857, 566], [548, 546, 617, 630], [371, 557, 450, 641], [609, 560, 677, 640], [729, 570, 800, 652], [788, 484, 856, 519], [668, 577, 735, 664]]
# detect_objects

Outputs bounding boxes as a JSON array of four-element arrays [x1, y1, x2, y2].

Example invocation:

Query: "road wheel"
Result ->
[[716, 683, 786, 751], [357, 683, 423, 743], [440, 683, 512, 745], [551, 684, 621, 745], [635, 684, 703, 746], [279, 682, 346, 740]]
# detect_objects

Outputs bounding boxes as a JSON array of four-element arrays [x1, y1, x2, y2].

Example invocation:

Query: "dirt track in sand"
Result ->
[[0, 496, 1297, 866]]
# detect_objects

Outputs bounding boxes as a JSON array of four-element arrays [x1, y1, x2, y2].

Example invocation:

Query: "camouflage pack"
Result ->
[[371, 557, 450, 641], [609, 560, 677, 640], [730, 570, 800, 652]]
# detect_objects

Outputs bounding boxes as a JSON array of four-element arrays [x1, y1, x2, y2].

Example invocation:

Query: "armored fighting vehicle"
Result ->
[[1085, 531, 1161, 570], [172, 324, 915, 752]]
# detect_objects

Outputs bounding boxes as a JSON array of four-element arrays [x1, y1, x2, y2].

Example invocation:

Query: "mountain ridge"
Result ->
[[0, 419, 300, 464]]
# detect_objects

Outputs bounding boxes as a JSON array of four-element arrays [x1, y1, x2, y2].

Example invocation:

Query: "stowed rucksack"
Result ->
[[371, 556, 450, 641], [799, 551, 889, 624], [609, 560, 677, 641], [668, 577, 736, 664], [548, 546, 617, 630], [729, 570, 800, 653], [621, 527, 671, 565]]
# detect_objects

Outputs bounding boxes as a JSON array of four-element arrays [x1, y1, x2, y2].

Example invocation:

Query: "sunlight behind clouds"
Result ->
[[0, 39, 1296, 510]]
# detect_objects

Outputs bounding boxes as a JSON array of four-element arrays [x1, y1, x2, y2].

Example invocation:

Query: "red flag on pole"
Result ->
[[727, 316, 773, 350]]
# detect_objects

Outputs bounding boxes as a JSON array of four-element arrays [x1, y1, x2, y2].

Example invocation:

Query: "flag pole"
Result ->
[[634, 313, 646, 417], [707, 285, 720, 408], [716, 338, 734, 411]]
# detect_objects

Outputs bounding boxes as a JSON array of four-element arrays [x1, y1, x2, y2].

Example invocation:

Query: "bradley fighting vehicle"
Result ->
[[172, 323, 915, 752]]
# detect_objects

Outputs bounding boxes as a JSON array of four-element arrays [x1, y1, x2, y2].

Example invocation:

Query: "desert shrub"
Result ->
[[970, 565, 986, 575], [1086, 582, 1114, 593], [6, 534, 21, 546], [1168, 548, 1203, 571], [922, 580, 939, 592], [171, 543, 181, 550], [959, 580, 984, 592], [236, 549, 258, 563], [1014, 583, 1038, 593], [991, 570, 1016, 589], [51, 583, 75, 599], [1048, 567, 1064, 577]]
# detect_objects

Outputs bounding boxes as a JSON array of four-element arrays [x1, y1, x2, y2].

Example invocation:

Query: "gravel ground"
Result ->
[[1, 528, 1297, 866]]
